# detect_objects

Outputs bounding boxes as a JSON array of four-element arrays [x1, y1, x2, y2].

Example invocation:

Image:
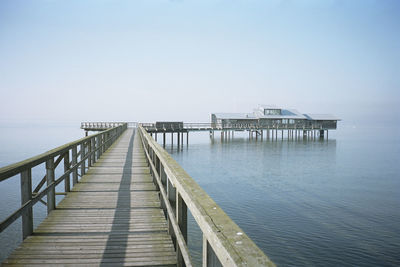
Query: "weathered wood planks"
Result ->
[[2, 129, 177, 266]]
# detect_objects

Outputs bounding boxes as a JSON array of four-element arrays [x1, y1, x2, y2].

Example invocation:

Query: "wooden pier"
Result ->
[[82, 122, 332, 152], [1, 123, 275, 266], [2, 129, 177, 266]]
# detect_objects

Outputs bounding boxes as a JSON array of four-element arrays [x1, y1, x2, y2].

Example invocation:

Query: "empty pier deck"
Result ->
[[2, 129, 177, 266]]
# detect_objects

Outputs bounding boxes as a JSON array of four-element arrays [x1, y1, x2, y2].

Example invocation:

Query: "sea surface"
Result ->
[[0, 121, 399, 266]]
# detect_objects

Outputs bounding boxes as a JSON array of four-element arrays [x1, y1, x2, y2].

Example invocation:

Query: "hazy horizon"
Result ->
[[1, 1, 399, 125]]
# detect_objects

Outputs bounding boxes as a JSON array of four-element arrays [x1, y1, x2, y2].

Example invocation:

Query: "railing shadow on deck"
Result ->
[[100, 129, 135, 266], [0, 124, 127, 242], [138, 126, 276, 267]]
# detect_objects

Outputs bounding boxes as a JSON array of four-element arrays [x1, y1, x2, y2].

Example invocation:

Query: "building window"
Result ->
[[264, 109, 281, 115]]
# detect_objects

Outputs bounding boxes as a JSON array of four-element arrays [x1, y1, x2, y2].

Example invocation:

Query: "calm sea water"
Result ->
[[166, 124, 400, 266], [1, 122, 399, 266]]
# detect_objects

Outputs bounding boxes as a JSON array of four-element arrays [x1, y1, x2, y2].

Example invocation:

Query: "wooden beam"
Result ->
[[64, 152, 70, 193], [72, 146, 78, 185], [46, 158, 55, 214], [20, 169, 33, 240]]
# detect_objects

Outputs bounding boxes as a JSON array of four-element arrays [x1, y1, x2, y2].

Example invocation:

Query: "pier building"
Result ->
[[210, 105, 340, 140], [211, 105, 339, 131]]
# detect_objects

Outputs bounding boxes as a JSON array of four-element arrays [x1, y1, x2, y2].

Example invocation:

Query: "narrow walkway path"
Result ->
[[3, 129, 177, 266]]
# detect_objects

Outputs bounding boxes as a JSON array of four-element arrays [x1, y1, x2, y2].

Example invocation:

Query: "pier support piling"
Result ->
[[163, 133, 166, 148]]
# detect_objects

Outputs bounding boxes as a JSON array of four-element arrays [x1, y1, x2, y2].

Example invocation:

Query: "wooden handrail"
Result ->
[[138, 126, 275, 267], [81, 122, 135, 129], [0, 123, 127, 240], [140, 122, 334, 131], [139, 135, 193, 266], [0, 124, 126, 181]]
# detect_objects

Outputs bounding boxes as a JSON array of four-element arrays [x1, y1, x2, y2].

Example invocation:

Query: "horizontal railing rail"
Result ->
[[0, 123, 127, 240], [81, 122, 129, 129], [183, 123, 212, 128], [138, 126, 275, 267], [139, 122, 156, 128], [140, 122, 335, 131]]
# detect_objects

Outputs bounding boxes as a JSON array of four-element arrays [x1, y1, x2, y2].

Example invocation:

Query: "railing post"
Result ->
[[176, 191, 187, 267], [176, 192, 187, 242], [91, 138, 96, 164], [101, 133, 105, 155], [152, 149, 156, 168], [203, 235, 208, 267], [160, 163, 167, 215], [153, 156, 160, 191], [46, 157, 55, 214], [155, 156, 160, 176], [167, 179, 177, 247], [148, 147, 153, 176], [88, 139, 92, 167], [20, 168, 33, 240], [104, 133, 108, 150], [72, 146, 78, 185], [64, 151, 70, 192], [203, 235, 222, 267], [100, 134, 103, 157], [96, 135, 100, 160], [81, 142, 86, 176]]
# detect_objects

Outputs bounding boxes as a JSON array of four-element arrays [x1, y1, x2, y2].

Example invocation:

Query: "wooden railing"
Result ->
[[138, 126, 275, 267], [0, 124, 127, 240], [141, 122, 335, 131], [81, 122, 128, 130], [140, 122, 212, 131]]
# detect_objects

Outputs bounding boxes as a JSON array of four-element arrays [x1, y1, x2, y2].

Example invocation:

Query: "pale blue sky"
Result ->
[[0, 0, 399, 124]]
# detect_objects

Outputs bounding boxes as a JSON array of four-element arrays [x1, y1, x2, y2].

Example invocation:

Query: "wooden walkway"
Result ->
[[3, 129, 177, 266]]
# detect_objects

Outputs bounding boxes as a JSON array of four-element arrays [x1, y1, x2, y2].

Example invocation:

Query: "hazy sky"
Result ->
[[1, 0, 399, 124]]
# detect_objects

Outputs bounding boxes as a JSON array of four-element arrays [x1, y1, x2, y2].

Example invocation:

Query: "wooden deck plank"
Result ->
[[71, 183, 156, 191], [3, 129, 177, 266]]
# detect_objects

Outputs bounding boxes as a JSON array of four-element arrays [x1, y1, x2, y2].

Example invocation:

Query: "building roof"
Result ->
[[212, 107, 340, 121], [254, 108, 307, 120], [303, 114, 341, 121], [258, 104, 281, 110], [212, 113, 256, 120]]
